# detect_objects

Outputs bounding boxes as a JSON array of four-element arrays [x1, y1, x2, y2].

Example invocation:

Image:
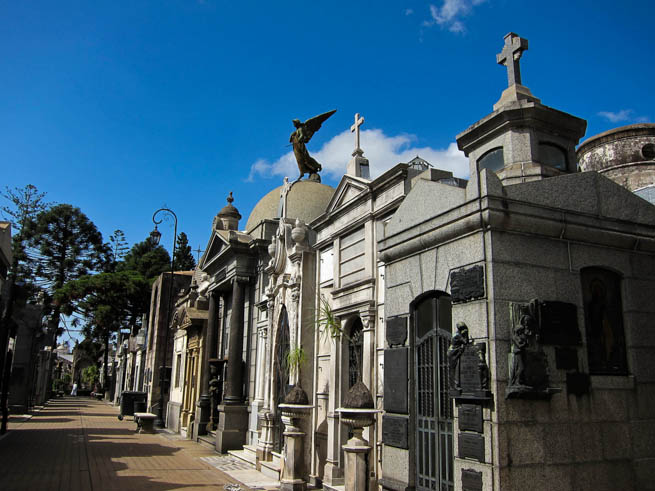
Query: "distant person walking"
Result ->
[[70, 383, 78, 396]]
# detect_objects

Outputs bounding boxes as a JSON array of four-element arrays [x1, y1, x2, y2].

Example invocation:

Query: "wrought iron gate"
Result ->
[[415, 295, 453, 491]]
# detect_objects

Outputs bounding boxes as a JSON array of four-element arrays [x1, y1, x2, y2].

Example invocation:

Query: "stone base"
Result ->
[[322, 460, 344, 486], [193, 395, 211, 440], [215, 404, 248, 453], [280, 479, 306, 491]]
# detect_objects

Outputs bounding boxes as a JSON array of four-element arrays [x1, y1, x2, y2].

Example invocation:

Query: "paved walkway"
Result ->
[[0, 397, 254, 490]]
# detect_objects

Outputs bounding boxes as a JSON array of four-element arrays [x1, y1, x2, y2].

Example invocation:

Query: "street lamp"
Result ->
[[151, 208, 177, 428]]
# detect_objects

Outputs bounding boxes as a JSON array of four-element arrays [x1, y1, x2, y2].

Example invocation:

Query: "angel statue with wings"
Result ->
[[290, 109, 336, 182]]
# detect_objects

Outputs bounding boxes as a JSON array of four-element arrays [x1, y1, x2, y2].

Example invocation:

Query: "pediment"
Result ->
[[325, 176, 370, 214], [198, 230, 229, 270]]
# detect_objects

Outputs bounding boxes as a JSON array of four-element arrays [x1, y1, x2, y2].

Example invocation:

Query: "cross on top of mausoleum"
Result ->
[[496, 32, 528, 87]]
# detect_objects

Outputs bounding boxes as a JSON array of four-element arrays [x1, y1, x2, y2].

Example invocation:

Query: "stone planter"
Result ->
[[337, 407, 381, 491], [278, 403, 313, 491]]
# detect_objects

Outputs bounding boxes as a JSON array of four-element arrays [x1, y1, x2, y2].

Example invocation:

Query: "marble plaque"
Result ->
[[382, 415, 408, 449], [462, 469, 483, 491], [459, 433, 485, 462], [458, 404, 483, 433], [386, 316, 407, 346], [555, 347, 578, 370], [539, 301, 581, 346], [451, 265, 485, 303], [384, 348, 408, 413]]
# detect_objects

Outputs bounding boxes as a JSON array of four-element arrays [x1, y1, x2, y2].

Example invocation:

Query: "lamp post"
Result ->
[[150, 207, 177, 428]]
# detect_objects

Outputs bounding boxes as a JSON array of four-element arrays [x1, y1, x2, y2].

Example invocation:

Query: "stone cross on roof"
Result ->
[[351, 113, 365, 157], [496, 32, 528, 87]]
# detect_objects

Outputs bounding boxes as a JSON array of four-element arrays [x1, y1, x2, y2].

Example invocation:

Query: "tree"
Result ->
[[25, 204, 108, 339], [108, 230, 129, 271], [56, 270, 151, 391], [0, 184, 53, 293], [174, 232, 196, 271], [118, 236, 170, 281]]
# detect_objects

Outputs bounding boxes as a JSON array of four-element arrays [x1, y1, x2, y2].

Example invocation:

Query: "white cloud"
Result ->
[[598, 109, 650, 124], [404, 8, 414, 15], [248, 128, 469, 182], [426, 0, 486, 33]]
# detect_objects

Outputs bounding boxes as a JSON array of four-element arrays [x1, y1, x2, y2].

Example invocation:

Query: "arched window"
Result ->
[[413, 292, 453, 491], [539, 142, 568, 170], [348, 318, 363, 388], [581, 267, 628, 374], [477, 147, 504, 172]]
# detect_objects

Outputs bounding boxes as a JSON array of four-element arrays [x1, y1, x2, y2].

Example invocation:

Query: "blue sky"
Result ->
[[2, 0, 654, 268]]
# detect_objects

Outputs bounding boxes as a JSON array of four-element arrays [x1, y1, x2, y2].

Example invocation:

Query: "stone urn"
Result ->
[[337, 382, 381, 491], [291, 219, 306, 245], [278, 385, 313, 491], [268, 240, 277, 259]]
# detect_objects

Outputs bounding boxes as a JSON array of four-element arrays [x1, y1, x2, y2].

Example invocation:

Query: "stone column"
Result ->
[[194, 291, 218, 439], [360, 312, 375, 446], [224, 278, 246, 403], [257, 296, 276, 465], [215, 277, 249, 453]]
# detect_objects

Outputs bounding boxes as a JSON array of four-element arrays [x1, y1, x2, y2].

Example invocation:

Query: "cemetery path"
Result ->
[[0, 396, 252, 491]]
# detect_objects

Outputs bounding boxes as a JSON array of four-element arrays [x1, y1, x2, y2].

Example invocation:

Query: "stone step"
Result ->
[[259, 458, 280, 481], [197, 434, 216, 451], [322, 484, 345, 491], [241, 444, 257, 461], [228, 448, 256, 467], [270, 450, 282, 468]]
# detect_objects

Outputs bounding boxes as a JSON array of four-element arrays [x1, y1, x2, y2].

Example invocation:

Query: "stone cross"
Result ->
[[496, 32, 528, 87], [351, 113, 365, 156]]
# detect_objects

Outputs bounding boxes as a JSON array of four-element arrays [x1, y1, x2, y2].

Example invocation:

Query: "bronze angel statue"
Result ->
[[290, 109, 336, 182]]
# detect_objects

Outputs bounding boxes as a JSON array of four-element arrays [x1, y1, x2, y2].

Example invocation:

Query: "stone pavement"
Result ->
[[0, 396, 256, 490]]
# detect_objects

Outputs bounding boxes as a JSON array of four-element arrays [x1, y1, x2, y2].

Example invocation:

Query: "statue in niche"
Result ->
[[290, 109, 336, 182], [208, 363, 222, 430], [448, 322, 491, 400], [507, 299, 560, 399]]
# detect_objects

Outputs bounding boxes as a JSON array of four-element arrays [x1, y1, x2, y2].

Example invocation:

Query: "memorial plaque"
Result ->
[[386, 316, 407, 346], [555, 347, 578, 370], [382, 415, 408, 449], [539, 301, 581, 346], [566, 372, 590, 396], [384, 348, 408, 413], [462, 469, 483, 491], [458, 404, 483, 433], [459, 433, 485, 462], [451, 265, 485, 303], [460, 349, 482, 391]]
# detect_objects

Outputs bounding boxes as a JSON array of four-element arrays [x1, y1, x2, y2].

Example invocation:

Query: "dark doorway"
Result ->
[[273, 306, 291, 453], [414, 293, 454, 491]]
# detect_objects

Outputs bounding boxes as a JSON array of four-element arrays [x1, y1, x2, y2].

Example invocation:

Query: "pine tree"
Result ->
[[0, 184, 53, 293], [174, 232, 196, 271], [108, 229, 129, 270], [117, 236, 171, 282]]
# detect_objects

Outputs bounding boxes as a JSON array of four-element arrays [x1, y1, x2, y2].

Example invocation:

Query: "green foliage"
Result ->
[[81, 365, 99, 387], [285, 346, 307, 377], [0, 184, 53, 296], [118, 236, 171, 282], [25, 204, 108, 292], [316, 295, 342, 340], [174, 232, 196, 271], [108, 229, 129, 270]]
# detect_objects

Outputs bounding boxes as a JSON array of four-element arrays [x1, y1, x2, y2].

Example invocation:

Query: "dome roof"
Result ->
[[245, 180, 335, 232], [218, 192, 241, 219]]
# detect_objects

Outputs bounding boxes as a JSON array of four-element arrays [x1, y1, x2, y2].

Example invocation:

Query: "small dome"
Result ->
[[218, 192, 241, 219], [245, 180, 335, 232]]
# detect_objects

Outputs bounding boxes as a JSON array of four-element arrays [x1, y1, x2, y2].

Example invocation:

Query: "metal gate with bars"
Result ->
[[415, 295, 454, 491]]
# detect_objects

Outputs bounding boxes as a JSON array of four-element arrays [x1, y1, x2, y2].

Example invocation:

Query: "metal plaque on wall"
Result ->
[[458, 404, 483, 433], [458, 433, 485, 462], [383, 348, 408, 413], [451, 265, 485, 303], [462, 469, 483, 491], [386, 316, 407, 346], [382, 415, 409, 449]]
